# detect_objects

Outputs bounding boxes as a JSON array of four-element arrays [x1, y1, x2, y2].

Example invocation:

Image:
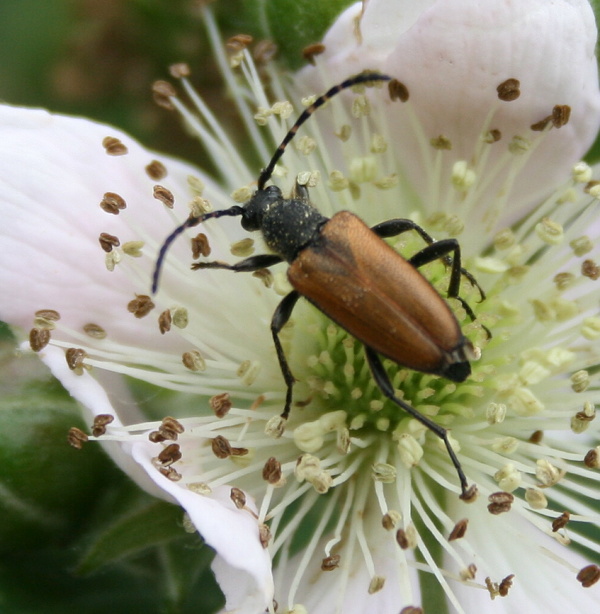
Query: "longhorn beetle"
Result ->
[[153, 71, 486, 498]]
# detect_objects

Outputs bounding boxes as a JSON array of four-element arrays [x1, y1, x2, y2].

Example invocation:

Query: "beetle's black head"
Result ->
[[241, 185, 283, 232]]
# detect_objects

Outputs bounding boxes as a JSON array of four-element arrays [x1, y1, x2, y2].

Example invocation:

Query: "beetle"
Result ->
[[152, 71, 485, 498]]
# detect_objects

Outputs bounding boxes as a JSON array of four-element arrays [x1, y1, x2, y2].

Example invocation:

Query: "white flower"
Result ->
[[1, 2, 600, 614]]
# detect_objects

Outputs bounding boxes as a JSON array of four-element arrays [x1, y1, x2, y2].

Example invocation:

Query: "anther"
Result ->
[[461, 564, 477, 581], [35, 309, 60, 322], [145, 160, 167, 180], [525, 488, 548, 509], [80, 324, 105, 342], [498, 574, 515, 597], [487, 491, 514, 515], [552, 511, 570, 532], [92, 414, 114, 437], [231, 238, 254, 257], [459, 484, 478, 503], [127, 294, 155, 318], [252, 269, 274, 287], [395, 525, 417, 550], [571, 370, 590, 393], [210, 393, 232, 418], [535, 218, 563, 245], [67, 427, 89, 449], [536, 459, 565, 486], [368, 576, 386, 594], [169, 63, 190, 79], [65, 348, 87, 372], [430, 135, 452, 150], [159, 466, 182, 481], [529, 430, 544, 444], [584, 447, 600, 468], [102, 136, 128, 156], [152, 80, 177, 110], [191, 233, 211, 259], [259, 523, 271, 548], [122, 241, 144, 257], [484, 128, 502, 143], [253, 39, 277, 64], [99, 232, 120, 252], [552, 105, 571, 127], [157, 443, 182, 466], [302, 43, 326, 65], [581, 259, 600, 280], [153, 185, 175, 209], [182, 350, 206, 372], [158, 309, 172, 334], [321, 554, 340, 571], [448, 518, 469, 541], [212, 435, 233, 459], [29, 328, 50, 352], [230, 487, 246, 509], [262, 457, 283, 484], [553, 272, 575, 291], [388, 79, 409, 102], [496, 78, 520, 101], [159, 416, 184, 440], [382, 511, 402, 530], [226, 33, 253, 51], [100, 192, 126, 214], [577, 564, 600, 588]]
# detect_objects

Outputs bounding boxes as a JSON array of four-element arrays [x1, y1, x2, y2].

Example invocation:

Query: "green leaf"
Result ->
[[217, 0, 354, 70], [77, 499, 189, 574]]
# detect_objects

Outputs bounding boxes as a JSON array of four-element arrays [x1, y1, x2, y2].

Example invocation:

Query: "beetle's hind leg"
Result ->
[[271, 292, 301, 421], [364, 346, 471, 498]]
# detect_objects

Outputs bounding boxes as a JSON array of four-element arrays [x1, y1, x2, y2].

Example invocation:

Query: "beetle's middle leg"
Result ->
[[364, 346, 470, 497]]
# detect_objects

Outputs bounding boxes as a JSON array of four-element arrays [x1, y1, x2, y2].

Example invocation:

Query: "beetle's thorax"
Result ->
[[241, 186, 328, 262]]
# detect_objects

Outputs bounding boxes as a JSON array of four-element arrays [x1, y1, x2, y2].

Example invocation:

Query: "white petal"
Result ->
[[298, 0, 600, 230], [0, 105, 216, 348]]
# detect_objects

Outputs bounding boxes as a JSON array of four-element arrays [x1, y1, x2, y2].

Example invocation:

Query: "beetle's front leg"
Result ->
[[192, 254, 283, 272], [271, 291, 301, 421]]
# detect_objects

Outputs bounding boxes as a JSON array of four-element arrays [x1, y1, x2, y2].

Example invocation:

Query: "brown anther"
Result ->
[[581, 259, 600, 280], [29, 327, 50, 352], [464, 564, 477, 580], [212, 435, 233, 459], [161, 416, 184, 436], [302, 42, 326, 65], [584, 179, 600, 194], [157, 443, 182, 466], [191, 233, 211, 259], [486, 129, 502, 143], [127, 294, 155, 318], [497, 78, 520, 101], [530, 115, 552, 132], [169, 63, 191, 79], [227, 33, 253, 51], [100, 192, 126, 214], [554, 272, 575, 291], [577, 564, 600, 588], [552, 511, 570, 532], [529, 430, 544, 444], [487, 491, 514, 515], [67, 427, 89, 449], [210, 393, 232, 418], [388, 79, 409, 102], [152, 80, 177, 110], [395, 529, 410, 550], [262, 457, 282, 484], [83, 323, 107, 339], [252, 268, 274, 287], [259, 522, 271, 548], [485, 577, 499, 598], [99, 232, 120, 252], [145, 160, 167, 180], [584, 448, 599, 468], [552, 105, 571, 128], [230, 487, 246, 509], [159, 466, 182, 481], [575, 409, 595, 423], [92, 414, 114, 437], [253, 39, 278, 64], [102, 136, 128, 156], [400, 607, 424, 614], [230, 446, 249, 457], [498, 574, 515, 597], [158, 309, 172, 334], [321, 554, 341, 571], [250, 395, 266, 410], [430, 135, 452, 150], [448, 518, 469, 541], [459, 484, 479, 503], [149, 431, 166, 443], [153, 184, 175, 208], [65, 348, 87, 371], [34, 309, 60, 321]]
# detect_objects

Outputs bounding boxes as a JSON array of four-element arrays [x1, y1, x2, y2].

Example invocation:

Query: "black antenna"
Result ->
[[152, 206, 243, 293], [257, 71, 392, 189]]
